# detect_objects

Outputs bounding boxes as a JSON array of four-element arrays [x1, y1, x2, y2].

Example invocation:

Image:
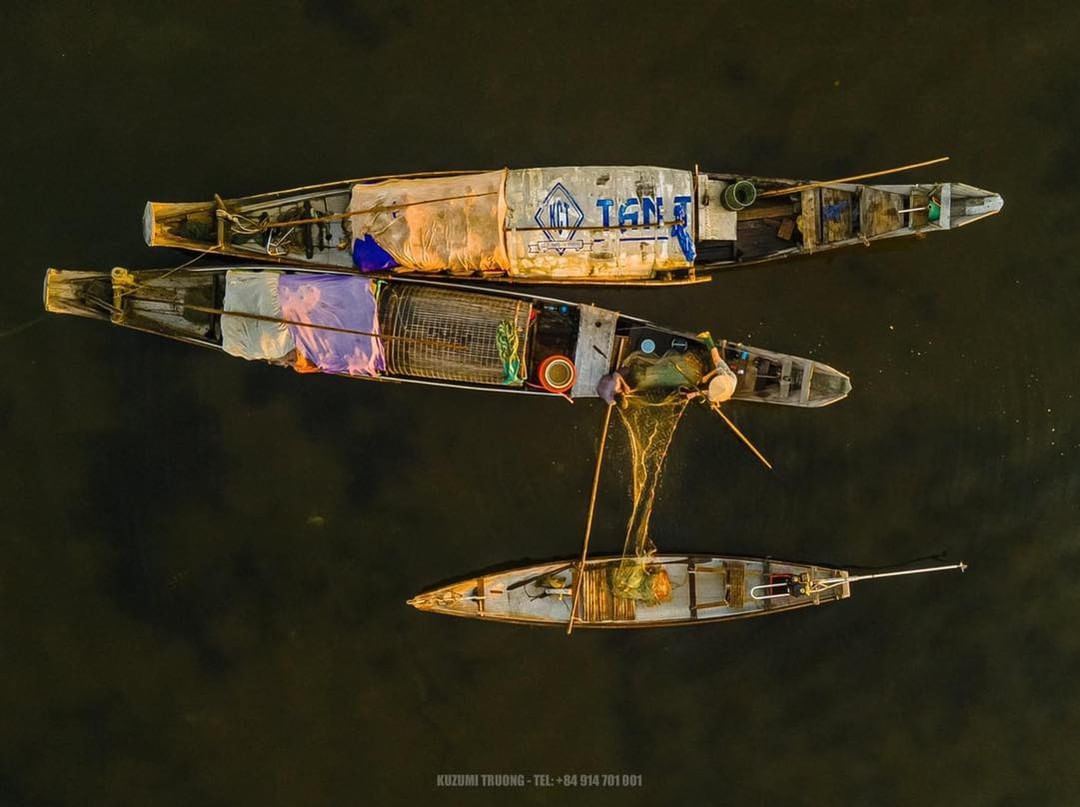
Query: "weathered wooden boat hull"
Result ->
[[43, 266, 851, 407], [408, 554, 852, 628], [143, 165, 1003, 285]]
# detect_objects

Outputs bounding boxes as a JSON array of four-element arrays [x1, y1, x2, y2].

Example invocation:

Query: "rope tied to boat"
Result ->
[[495, 319, 524, 385], [216, 209, 296, 256]]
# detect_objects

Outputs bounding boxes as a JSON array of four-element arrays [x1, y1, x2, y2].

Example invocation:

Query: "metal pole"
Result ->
[[821, 562, 967, 587]]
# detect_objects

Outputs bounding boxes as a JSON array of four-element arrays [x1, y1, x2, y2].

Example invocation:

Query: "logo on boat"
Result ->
[[533, 182, 585, 255]]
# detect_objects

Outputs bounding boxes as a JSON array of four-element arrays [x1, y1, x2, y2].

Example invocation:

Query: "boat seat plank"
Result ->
[[779, 357, 793, 399], [570, 305, 618, 398], [581, 567, 635, 623], [737, 201, 796, 222], [688, 559, 698, 618], [909, 190, 930, 228], [860, 188, 905, 238], [820, 188, 854, 243], [724, 562, 746, 609], [797, 189, 819, 250]]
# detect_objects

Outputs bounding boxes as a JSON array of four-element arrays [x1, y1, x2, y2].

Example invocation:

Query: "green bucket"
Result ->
[[722, 180, 758, 211], [928, 197, 942, 222]]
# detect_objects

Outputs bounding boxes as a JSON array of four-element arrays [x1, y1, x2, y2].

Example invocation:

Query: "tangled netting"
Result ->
[[609, 391, 690, 603]]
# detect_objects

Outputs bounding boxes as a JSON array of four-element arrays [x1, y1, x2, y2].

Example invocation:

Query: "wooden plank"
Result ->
[[725, 562, 746, 609], [820, 188, 854, 243], [797, 189, 819, 250], [691, 600, 730, 612], [570, 305, 618, 398], [936, 183, 952, 229], [859, 188, 904, 238], [761, 559, 771, 611], [688, 559, 698, 619], [737, 201, 796, 222]]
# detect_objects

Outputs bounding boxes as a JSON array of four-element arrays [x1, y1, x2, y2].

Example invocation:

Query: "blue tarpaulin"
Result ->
[[351, 233, 398, 272]]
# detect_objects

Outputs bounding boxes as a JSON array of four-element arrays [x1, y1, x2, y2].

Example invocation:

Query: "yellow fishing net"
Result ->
[[609, 390, 690, 604]]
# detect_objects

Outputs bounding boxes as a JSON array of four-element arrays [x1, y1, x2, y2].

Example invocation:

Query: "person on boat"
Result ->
[[596, 331, 737, 406], [684, 331, 738, 406], [596, 369, 632, 405]]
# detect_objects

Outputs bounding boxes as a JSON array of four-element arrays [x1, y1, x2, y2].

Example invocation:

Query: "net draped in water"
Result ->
[[610, 390, 690, 603]]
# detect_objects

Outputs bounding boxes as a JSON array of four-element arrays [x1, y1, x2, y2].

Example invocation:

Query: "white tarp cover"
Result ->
[[349, 171, 509, 274], [221, 270, 295, 360], [504, 166, 695, 278]]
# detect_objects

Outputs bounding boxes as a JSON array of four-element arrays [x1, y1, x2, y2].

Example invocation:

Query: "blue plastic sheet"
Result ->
[[351, 233, 398, 272]]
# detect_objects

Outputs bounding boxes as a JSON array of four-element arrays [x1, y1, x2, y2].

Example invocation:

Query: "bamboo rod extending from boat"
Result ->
[[127, 296, 465, 351], [223, 191, 500, 231], [214, 168, 499, 201], [504, 218, 687, 234], [757, 157, 951, 198], [229, 204, 684, 235], [711, 404, 773, 471], [567, 340, 626, 635], [828, 562, 967, 586]]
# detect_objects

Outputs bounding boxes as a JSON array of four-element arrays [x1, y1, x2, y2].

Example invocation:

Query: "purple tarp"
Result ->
[[278, 274, 385, 377]]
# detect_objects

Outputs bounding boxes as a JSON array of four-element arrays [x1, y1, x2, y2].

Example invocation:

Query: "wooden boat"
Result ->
[[407, 555, 967, 629], [43, 266, 851, 406], [143, 163, 1003, 286]]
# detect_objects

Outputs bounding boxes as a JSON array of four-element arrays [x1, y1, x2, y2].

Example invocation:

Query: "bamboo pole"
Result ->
[[567, 340, 627, 635], [711, 404, 773, 471], [224, 191, 500, 231], [219, 168, 500, 201], [758, 157, 950, 198], [505, 218, 687, 234], [128, 296, 464, 351]]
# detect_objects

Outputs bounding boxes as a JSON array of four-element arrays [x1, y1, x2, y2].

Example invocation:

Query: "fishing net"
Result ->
[[609, 387, 691, 604]]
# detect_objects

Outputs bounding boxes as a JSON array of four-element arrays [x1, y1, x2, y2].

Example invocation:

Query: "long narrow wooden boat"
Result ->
[[143, 164, 1003, 286], [43, 266, 851, 406], [408, 555, 966, 629]]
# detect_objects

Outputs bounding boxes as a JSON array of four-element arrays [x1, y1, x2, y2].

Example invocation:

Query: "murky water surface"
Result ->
[[2, 2, 1078, 804]]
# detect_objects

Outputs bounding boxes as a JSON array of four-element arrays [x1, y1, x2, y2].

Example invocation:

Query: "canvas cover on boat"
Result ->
[[221, 270, 295, 360], [503, 166, 696, 279], [349, 166, 697, 279], [278, 274, 384, 377], [349, 171, 509, 274]]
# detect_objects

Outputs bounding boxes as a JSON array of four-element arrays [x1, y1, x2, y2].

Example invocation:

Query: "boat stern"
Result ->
[[143, 199, 218, 249], [42, 268, 115, 321]]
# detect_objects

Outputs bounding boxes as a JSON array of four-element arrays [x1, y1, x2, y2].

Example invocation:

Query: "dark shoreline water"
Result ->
[[3, 2, 1079, 804]]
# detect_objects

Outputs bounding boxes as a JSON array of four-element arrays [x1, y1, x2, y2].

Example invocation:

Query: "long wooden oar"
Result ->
[[567, 340, 626, 635], [226, 190, 500, 231], [711, 404, 773, 471], [758, 157, 950, 198]]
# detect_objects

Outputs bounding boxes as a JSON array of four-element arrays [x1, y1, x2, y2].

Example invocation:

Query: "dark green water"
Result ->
[[3, 2, 1078, 804]]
